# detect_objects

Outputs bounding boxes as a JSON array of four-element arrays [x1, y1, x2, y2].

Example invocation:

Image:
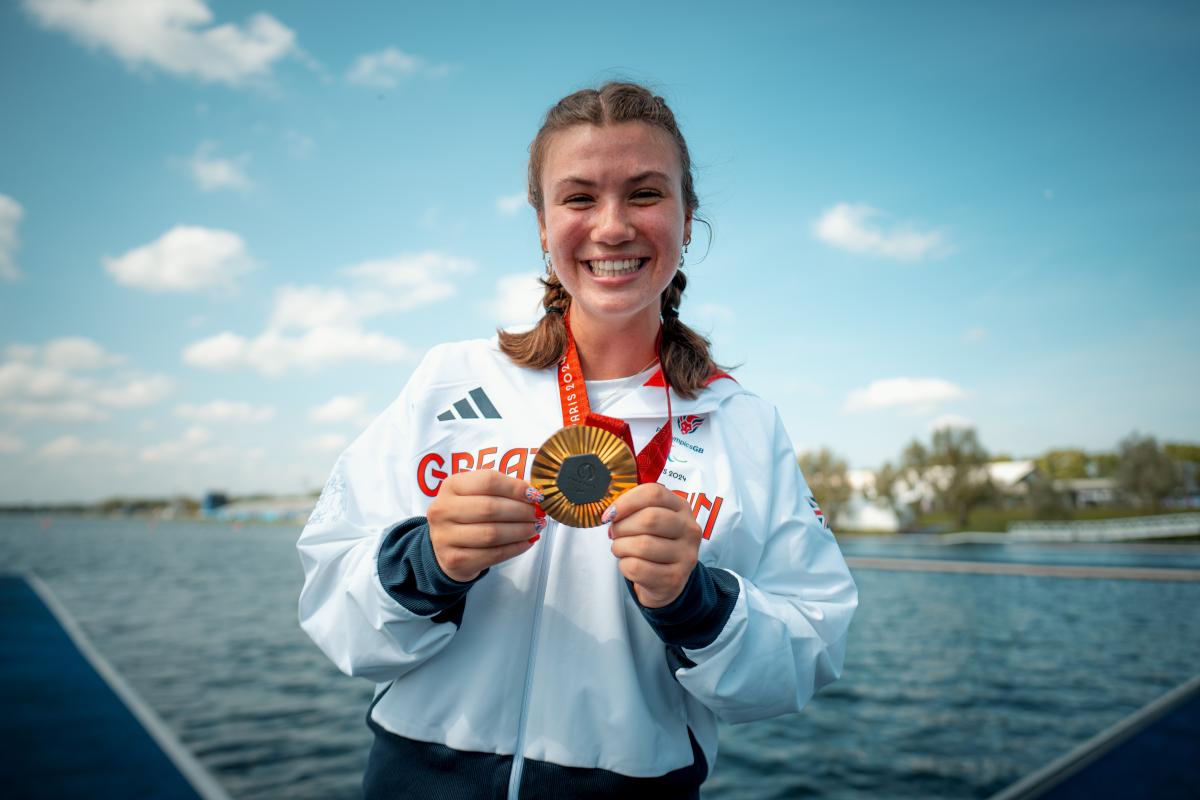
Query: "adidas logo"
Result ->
[[436, 387, 502, 421]]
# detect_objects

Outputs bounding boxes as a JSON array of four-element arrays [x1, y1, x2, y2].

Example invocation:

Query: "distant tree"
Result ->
[[873, 461, 899, 507], [1036, 449, 1091, 480], [1090, 452, 1119, 478], [797, 448, 852, 527], [1165, 443, 1200, 495], [927, 427, 995, 529], [1025, 472, 1070, 518], [1165, 443, 1200, 463], [892, 431, 989, 526], [1116, 433, 1179, 510]]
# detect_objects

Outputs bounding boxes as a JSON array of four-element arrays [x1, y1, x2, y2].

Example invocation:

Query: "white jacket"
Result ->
[[298, 337, 857, 791]]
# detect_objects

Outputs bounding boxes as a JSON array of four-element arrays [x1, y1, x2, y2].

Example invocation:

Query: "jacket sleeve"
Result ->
[[643, 402, 858, 724], [297, 353, 469, 683]]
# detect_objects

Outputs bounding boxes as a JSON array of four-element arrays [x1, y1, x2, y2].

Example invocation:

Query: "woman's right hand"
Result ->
[[426, 471, 546, 582]]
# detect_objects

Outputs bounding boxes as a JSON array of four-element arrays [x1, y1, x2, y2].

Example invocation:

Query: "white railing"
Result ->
[[1008, 512, 1200, 542]]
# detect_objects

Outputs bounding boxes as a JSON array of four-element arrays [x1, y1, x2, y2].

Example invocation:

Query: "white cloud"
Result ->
[[486, 272, 544, 327], [187, 141, 252, 192], [1, 400, 109, 422], [0, 432, 27, 453], [4, 344, 37, 362], [0, 193, 24, 281], [37, 435, 130, 460], [0, 361, 93, 399], [813, 203, 944, 261], [183, 251, 471, 376], [183, 326, 413, 377], [418, 207, 440, 229], [0, 340, 172, 416], [95, 375, 174, 408], [845, 377, 967, 412], [176, 400, 275, 423], [341, 250, 474, 291], [22, 0, 298, 87], [309, 395, 368, 425], [285, 129, 315, 159], [42, 337, 127, 370], [267, 286, 362, 331], [140, 425, 213, 463], [962, 327, 987, 344], [345, 46, 448, 88], [304, 433, 348, 453], [104, 225, 255, 292], [269, 252, 474, 331], [496, 193, 526, 216], [929, 414, 975, 432]]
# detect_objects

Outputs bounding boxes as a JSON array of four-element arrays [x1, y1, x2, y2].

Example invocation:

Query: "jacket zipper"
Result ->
[[506, 522, 555, 800]]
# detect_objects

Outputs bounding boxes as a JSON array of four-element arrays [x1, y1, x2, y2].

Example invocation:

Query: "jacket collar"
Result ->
[[599, 370, 746, 419]]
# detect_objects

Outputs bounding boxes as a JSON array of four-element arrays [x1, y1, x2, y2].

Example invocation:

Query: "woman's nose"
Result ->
[[592, 201, 635, 244]]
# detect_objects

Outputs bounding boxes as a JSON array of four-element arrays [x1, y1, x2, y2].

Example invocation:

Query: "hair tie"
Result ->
[[546, 305, 565, 315], [662, 308, 680, 321]]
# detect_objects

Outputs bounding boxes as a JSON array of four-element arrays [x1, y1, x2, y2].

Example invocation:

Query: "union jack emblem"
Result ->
[[678, 414, 705, 435], [807, 495, 829, 529]]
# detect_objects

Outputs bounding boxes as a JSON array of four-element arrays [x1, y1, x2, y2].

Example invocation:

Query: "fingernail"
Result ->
[[601, 506, 617, 524], [533, 518, 547, 534], [525, 487, 545, 504], [528, 534, 541, 544], [534, 504, 546, 521]]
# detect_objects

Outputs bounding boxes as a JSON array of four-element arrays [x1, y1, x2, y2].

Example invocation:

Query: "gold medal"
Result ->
[[531, 424, 638, 528]]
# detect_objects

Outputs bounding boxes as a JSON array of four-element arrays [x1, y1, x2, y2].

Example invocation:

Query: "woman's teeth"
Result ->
[[586, 258, 645, 276]]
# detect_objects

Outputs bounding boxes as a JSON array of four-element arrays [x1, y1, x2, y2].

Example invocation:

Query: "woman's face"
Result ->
[[537, 122, 692, 331]]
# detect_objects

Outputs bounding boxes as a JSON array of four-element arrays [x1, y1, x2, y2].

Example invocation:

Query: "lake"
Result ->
[[2, 516, 1198, 799]]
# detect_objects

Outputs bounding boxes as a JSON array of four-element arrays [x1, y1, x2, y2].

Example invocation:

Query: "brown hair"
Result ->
[[498, 81, 724, 399]]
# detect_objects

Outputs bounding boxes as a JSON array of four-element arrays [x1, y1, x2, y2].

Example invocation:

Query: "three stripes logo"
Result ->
[[436, 387, 502, 421]]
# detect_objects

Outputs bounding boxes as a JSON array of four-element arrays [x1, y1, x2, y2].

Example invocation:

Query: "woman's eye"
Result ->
[[565, 195, 593, 205], [632, 189, 662, 201]]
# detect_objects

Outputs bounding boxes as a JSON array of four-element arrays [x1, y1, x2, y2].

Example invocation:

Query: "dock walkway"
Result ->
[[0, 574, 230, 800], [991, 673, 1200, 798]]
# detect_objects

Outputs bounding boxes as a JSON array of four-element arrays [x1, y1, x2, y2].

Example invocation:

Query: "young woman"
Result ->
[[298, 82, 857, 799]]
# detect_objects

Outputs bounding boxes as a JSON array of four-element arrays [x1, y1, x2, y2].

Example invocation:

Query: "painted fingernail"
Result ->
[[528, 534, 541, 544], [533, 518, 547, 535], [525, 487, 545, 504], [534, 504, 546, 521], [601, 506, 618, 524]]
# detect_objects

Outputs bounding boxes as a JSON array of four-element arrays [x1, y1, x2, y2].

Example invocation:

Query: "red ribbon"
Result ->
[[557, 318, 673, 485]]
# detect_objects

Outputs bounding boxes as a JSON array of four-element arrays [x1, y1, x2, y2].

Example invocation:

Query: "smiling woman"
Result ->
[[501, 83, 718, 398], [297, 81, 857, 800]]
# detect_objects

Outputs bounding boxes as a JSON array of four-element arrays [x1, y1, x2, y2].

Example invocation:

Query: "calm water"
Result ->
[[3, 516, 1199, 799]]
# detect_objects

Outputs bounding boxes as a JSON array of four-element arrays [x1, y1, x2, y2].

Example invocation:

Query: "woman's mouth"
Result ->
[[584, 258, 647, 277]]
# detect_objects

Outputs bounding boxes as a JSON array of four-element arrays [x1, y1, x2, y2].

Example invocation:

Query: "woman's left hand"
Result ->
[[606, 483, 702, 609]]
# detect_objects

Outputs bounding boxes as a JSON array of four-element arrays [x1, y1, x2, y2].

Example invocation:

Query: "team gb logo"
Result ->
[[678, 415, 705, 435]]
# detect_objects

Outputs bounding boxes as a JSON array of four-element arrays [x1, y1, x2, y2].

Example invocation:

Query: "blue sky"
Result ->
[[1, 0, 1197, 504]]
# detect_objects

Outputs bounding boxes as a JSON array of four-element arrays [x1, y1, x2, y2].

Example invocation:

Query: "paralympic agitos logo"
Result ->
[[417, 444, 726, 538]]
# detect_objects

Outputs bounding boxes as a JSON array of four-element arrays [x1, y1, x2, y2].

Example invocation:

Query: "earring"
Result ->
[[543, 251, 553, 272]]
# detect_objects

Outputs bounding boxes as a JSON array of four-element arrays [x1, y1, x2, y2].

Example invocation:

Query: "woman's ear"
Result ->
[[537, 211, 548, 253], [683, 211, 692, 246]]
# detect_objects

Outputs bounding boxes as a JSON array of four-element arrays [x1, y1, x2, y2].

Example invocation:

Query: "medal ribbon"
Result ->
[[557, 317, 673, 485]]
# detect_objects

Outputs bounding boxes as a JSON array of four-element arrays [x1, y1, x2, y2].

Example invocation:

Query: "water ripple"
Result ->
[[3, 516, 1199, 799]]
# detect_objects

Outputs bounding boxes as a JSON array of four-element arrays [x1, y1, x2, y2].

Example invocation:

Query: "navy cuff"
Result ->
[[634, 562, 740, 651], [376, 517, 486, 622]]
